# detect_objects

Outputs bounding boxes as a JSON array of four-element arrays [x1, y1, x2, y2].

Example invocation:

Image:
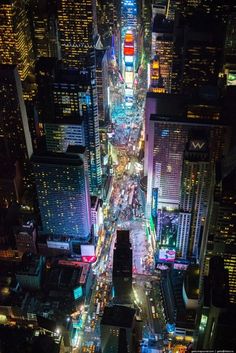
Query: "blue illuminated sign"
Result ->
[[151, 188, 158, 218], [73, 286, 83, 300]]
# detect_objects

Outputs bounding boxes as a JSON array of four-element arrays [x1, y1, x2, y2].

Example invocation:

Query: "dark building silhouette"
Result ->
[[100, 305, 138, 353], [112, 230, 133, 305]]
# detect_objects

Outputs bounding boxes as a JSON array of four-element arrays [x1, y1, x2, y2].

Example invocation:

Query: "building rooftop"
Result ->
[[116, 230, 131, 247], [101, 305, 136, 328], [147, 92, 225, 123], [183, 265, 199, 300], [31, 153, 84, 167], [48, 259, 90, 288], [152, 14, 173, 34], [17, 253, 43, 276], [113, 247, 132, 278], [66, 145, 86, 155]]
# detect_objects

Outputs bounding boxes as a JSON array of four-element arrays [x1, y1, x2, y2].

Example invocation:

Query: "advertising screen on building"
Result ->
[[125, 71, 134, 84], [125, 65, 134, 72], [227, 71, 236, 86], [73, 286, 83, 300], [124, 46, 134, 56], [151, 187, 158, 218], [47, 241, 70, 250], [159, 248, 176, 262], [80, 244, 95, 257], [82, 256, 97, 263], [173, 262, 189, 270], [125, 33, 134, 43], [125, 55, 134, 64], [189, 139, 207, 152]]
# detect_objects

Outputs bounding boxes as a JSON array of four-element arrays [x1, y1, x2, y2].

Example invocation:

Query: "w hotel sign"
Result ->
[[189, 139, 207, 152]]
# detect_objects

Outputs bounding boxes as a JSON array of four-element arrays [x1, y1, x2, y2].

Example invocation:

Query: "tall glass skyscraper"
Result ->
[[178, 133, 215, 259], [32, 152, 91, 240], [36, 60, 102, 194], [144, 93, 229, 216]]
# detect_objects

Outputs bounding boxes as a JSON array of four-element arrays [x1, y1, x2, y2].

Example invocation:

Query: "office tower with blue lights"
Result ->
[[56, 0, 102, 195], [0, 65, 33, 207], [32, 152, 91, 240], [36, 59, 102, 194]]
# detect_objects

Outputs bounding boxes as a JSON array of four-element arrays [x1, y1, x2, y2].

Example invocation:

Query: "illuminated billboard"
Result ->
[[125, 55, 134, 64], [124, 47, 134, 56], [73, 286, 83, 300], [125, 33, 134, 43], [189, 139, 207, 152], [227, 71, 236, 86], [125, 71, 134, 84], [173, 263, 189, 270], [151, 188, 158, 218], [82, 255, 97, 263], [80, 244, 95, 257], [47, 241, 70, 250], [159, 248, 176, 262], [125, 65, 134, 72]]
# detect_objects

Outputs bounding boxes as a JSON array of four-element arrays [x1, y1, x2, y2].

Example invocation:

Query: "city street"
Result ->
[[73, 3, 168, 350]]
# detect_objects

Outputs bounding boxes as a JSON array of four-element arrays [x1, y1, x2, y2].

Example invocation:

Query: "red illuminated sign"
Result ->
[[82, 256, 97, 263], [124, 47, 134, 56]]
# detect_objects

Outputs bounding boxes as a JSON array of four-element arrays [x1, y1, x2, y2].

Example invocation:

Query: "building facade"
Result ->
[[32, 153, 91, 240], [57, 0, 97, 69], [0, 0, 34, 81], [0, 65, 33, 204]]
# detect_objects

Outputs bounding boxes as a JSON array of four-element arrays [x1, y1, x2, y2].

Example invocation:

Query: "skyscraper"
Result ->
[[29, 0, 60, 59], [178, 132, 215, 259], [57, 0, 97, 69], [36, 59, 102, 194], [0, 0, 34, 81], [0, 65, 33, 202], [112, 230, 133, 304], [171, 12, 225, 94], [97, 0, 117, 47], [100, 305, 138, 353], [203, 168, 236, 304], [144, 93, 229, 216], [152, 13, 173, 92], [32, 151, 91, 240], [95, 49, 109, 125]]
